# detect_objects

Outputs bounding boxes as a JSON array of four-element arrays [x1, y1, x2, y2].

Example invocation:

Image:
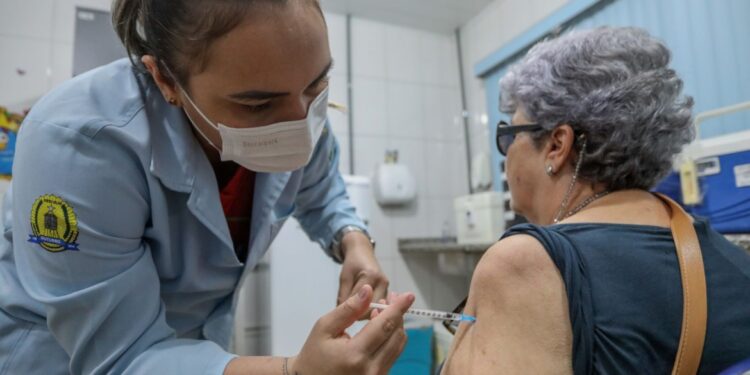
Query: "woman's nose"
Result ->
[[283, 95, 314, 122]]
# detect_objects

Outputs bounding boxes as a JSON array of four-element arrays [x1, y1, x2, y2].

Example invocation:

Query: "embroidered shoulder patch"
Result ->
[[28, 195, 80, 252]]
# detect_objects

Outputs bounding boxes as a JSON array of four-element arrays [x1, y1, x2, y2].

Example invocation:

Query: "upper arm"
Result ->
[[13, 120, 150, 293], [11, 121, 233, 374], [443, 234, 573, 375]]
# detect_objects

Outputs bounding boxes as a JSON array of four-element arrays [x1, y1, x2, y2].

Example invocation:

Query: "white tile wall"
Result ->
[[324, 12, 349, 78], [420, 33, 443, 86], [352, 135, 389, 178], [384, 25, 423, 84], [327, 76, 350, 137], [323, 12, 353, 176], [425, 140, 468, 199], [366, 199, 395, 259], [386, 82, 424, 139], [431, 87, 464, 141], [344, 16, 471, 309], [351, 19, 387, 79], [438, 37, 462, 88], [335, 135, 351, 176], [352, 77, 388, 137]]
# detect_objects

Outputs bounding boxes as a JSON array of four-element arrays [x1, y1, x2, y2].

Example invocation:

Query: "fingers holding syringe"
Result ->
[[369, 292, 404, 319], [355, 292, 415, 355], [370, 298, 385, 319]]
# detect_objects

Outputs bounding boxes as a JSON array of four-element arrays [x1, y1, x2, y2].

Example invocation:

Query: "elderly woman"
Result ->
[[441, 27, 750, 374]]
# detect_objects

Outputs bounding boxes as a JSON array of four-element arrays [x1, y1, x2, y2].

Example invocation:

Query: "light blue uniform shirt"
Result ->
[[0, 59, 365, 375]]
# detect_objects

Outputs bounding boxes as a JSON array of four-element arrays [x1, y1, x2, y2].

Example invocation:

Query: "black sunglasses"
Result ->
[[495, 120, 544, 156]]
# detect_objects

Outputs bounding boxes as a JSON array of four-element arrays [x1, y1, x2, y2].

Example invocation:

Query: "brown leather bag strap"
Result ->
[[654, 193, 707, 375]]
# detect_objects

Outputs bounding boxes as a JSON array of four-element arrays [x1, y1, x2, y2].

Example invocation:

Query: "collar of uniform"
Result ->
[[141, 78, 198, 193], [247, 170, 292, 265], [138, 75, 233, 252]]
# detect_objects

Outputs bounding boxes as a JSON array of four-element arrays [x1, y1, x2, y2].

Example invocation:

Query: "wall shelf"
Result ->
[[398, 237, 492, 254], [400, 235, 750, 254]]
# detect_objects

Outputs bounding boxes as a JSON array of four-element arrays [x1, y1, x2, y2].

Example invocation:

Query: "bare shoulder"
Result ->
[[471, 234, 558, 296], [442, 234, 573, 374]]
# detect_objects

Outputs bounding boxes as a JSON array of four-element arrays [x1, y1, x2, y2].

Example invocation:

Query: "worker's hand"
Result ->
[[337, 231, 389, 318], [290, 285, 415, 375]]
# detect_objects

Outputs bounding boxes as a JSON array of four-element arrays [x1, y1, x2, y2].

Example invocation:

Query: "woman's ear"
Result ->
[[545, 124, 576, 174], [142, 55, 182, 107]]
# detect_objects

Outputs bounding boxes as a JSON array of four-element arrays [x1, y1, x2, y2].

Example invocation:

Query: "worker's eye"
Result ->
[[317, 76, 331, 89], [245, 102, 272, 113], [309, 76, 331, 92]]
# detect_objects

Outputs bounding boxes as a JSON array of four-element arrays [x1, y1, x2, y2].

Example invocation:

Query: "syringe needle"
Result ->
[[369, 303, 476, 323]]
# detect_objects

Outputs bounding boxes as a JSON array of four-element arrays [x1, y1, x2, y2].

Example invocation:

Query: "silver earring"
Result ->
[[546, 165, 555, 176]]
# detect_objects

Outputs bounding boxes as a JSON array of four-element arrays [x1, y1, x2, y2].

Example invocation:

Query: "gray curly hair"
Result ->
[[499, 26, 695, 190]]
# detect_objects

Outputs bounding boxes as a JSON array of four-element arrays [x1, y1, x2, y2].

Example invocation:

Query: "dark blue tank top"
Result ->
[[501, 219, 750, 374]]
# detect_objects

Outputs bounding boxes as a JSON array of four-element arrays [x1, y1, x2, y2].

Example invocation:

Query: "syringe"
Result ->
[[370, 303, 476, 323]]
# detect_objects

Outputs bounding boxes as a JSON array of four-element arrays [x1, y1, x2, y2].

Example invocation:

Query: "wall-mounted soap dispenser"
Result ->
[[372, 150, 417, 207]]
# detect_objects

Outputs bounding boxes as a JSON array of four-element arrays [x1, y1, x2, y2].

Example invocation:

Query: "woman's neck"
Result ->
[[528, 180, 605, 225], [558, 189, 672, 228]]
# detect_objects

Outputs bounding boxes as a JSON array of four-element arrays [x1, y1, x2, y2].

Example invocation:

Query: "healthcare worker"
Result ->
[[0, 0, 415, 374]]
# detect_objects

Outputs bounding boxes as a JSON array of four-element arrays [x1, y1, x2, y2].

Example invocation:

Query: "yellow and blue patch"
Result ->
[[28, 194, 80, 252]]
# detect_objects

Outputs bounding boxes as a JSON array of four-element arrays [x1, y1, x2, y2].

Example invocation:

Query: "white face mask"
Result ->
[[180, 87, 329, 173]]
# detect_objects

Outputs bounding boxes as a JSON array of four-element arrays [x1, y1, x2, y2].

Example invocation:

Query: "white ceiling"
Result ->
[[320, 0, 495, 34]]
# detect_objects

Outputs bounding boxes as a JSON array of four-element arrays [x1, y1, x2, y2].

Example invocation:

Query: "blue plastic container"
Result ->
[[690, 149, 750, 233], [718, 357, 750, 375], [655, 129, 750, 234], [389, 326, 434, 375]]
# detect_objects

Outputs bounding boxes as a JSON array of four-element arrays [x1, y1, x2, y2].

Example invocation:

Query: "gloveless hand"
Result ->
[[336, 231, 389, 315], [290, 285, 415, 375]]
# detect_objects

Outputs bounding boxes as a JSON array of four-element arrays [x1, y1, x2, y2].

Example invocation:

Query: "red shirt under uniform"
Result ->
[[219, 167, 256, 263]]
